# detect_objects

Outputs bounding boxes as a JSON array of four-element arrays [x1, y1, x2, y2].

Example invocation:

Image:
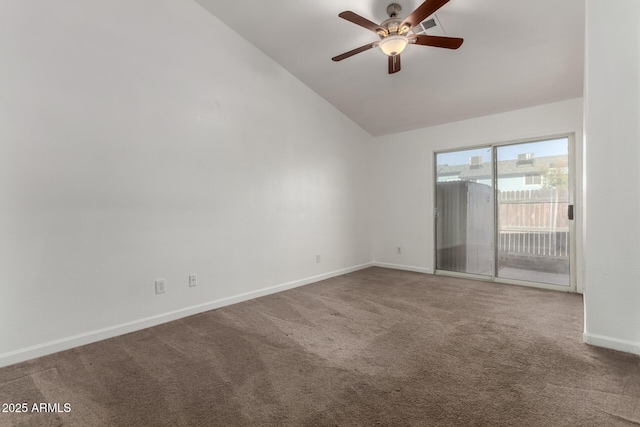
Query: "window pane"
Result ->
[[496, 138, 570, 286], [435, 148, 494, 276]]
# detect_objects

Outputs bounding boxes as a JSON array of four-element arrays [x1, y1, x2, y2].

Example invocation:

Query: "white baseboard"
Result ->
[[0, 262, 375, 368], [583, 332, 640, 356], [373, 262, 432, 274]]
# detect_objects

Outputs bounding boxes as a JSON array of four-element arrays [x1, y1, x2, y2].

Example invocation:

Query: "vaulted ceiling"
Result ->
[[194, 0, 585, 136]]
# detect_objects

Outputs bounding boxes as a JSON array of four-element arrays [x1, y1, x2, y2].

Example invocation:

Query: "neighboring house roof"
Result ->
[[437, 155, 566, 180]]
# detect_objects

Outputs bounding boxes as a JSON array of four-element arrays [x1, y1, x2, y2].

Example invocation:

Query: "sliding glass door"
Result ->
[[435, 147, 494, 276], [495, 139, 570, 286], [435, 137, 574, 289]]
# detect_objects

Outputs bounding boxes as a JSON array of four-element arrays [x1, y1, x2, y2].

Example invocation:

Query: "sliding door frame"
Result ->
[[433, 133, 577, 293]]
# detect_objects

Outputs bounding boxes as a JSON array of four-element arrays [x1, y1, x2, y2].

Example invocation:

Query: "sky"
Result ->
[[436, 137, 569, 166]]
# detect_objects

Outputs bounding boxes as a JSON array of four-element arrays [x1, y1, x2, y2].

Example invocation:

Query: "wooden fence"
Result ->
[[498, 189, 569, 258]]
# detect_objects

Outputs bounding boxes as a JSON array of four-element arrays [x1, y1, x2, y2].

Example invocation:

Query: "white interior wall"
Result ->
[[583, 0, 640, 355], [370, 98, 584, 289], [0, 0, 373, 367]]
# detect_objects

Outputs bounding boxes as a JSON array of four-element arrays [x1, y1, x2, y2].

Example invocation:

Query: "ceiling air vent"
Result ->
[[411, 14, 446, 36]]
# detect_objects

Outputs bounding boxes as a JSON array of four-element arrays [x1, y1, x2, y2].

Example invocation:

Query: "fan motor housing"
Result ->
[[380, 17, 404, 36]]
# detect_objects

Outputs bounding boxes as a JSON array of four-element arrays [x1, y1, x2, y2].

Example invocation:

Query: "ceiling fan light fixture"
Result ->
[[332, 1, 464, 74], [379, 35, 408, 56]]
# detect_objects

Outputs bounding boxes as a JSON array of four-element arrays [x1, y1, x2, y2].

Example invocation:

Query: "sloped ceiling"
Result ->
[[194, 0, 585, 136]]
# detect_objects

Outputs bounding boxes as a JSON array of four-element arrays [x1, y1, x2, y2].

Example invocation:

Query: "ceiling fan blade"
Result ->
[[332, 42, 379, 62], [388, 54, 401, 74], [411, 34, 464, 49], [339, 11, 388, 36], [399, 0, 451, 32]]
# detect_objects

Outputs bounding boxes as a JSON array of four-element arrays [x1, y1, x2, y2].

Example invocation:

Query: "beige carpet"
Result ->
[[1, 267, 639, 426]]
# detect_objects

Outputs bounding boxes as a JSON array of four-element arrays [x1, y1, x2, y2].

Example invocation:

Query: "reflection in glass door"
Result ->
[[435, 137, 573, 288], [496, 139, 570, 286]]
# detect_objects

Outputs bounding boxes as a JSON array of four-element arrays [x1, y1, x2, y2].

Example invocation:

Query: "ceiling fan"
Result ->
[[332, 0, 463, 74]]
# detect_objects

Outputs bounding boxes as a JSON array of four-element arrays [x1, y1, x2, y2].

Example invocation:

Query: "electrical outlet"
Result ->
[[155, 279, 166, 294], [396, 247, 402, 254], [189, 274, 197, 287], [316, 254, 321, 263]]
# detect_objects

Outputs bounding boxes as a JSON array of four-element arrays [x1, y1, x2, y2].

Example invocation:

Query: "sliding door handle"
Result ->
[[568, 205, 574, 220]]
